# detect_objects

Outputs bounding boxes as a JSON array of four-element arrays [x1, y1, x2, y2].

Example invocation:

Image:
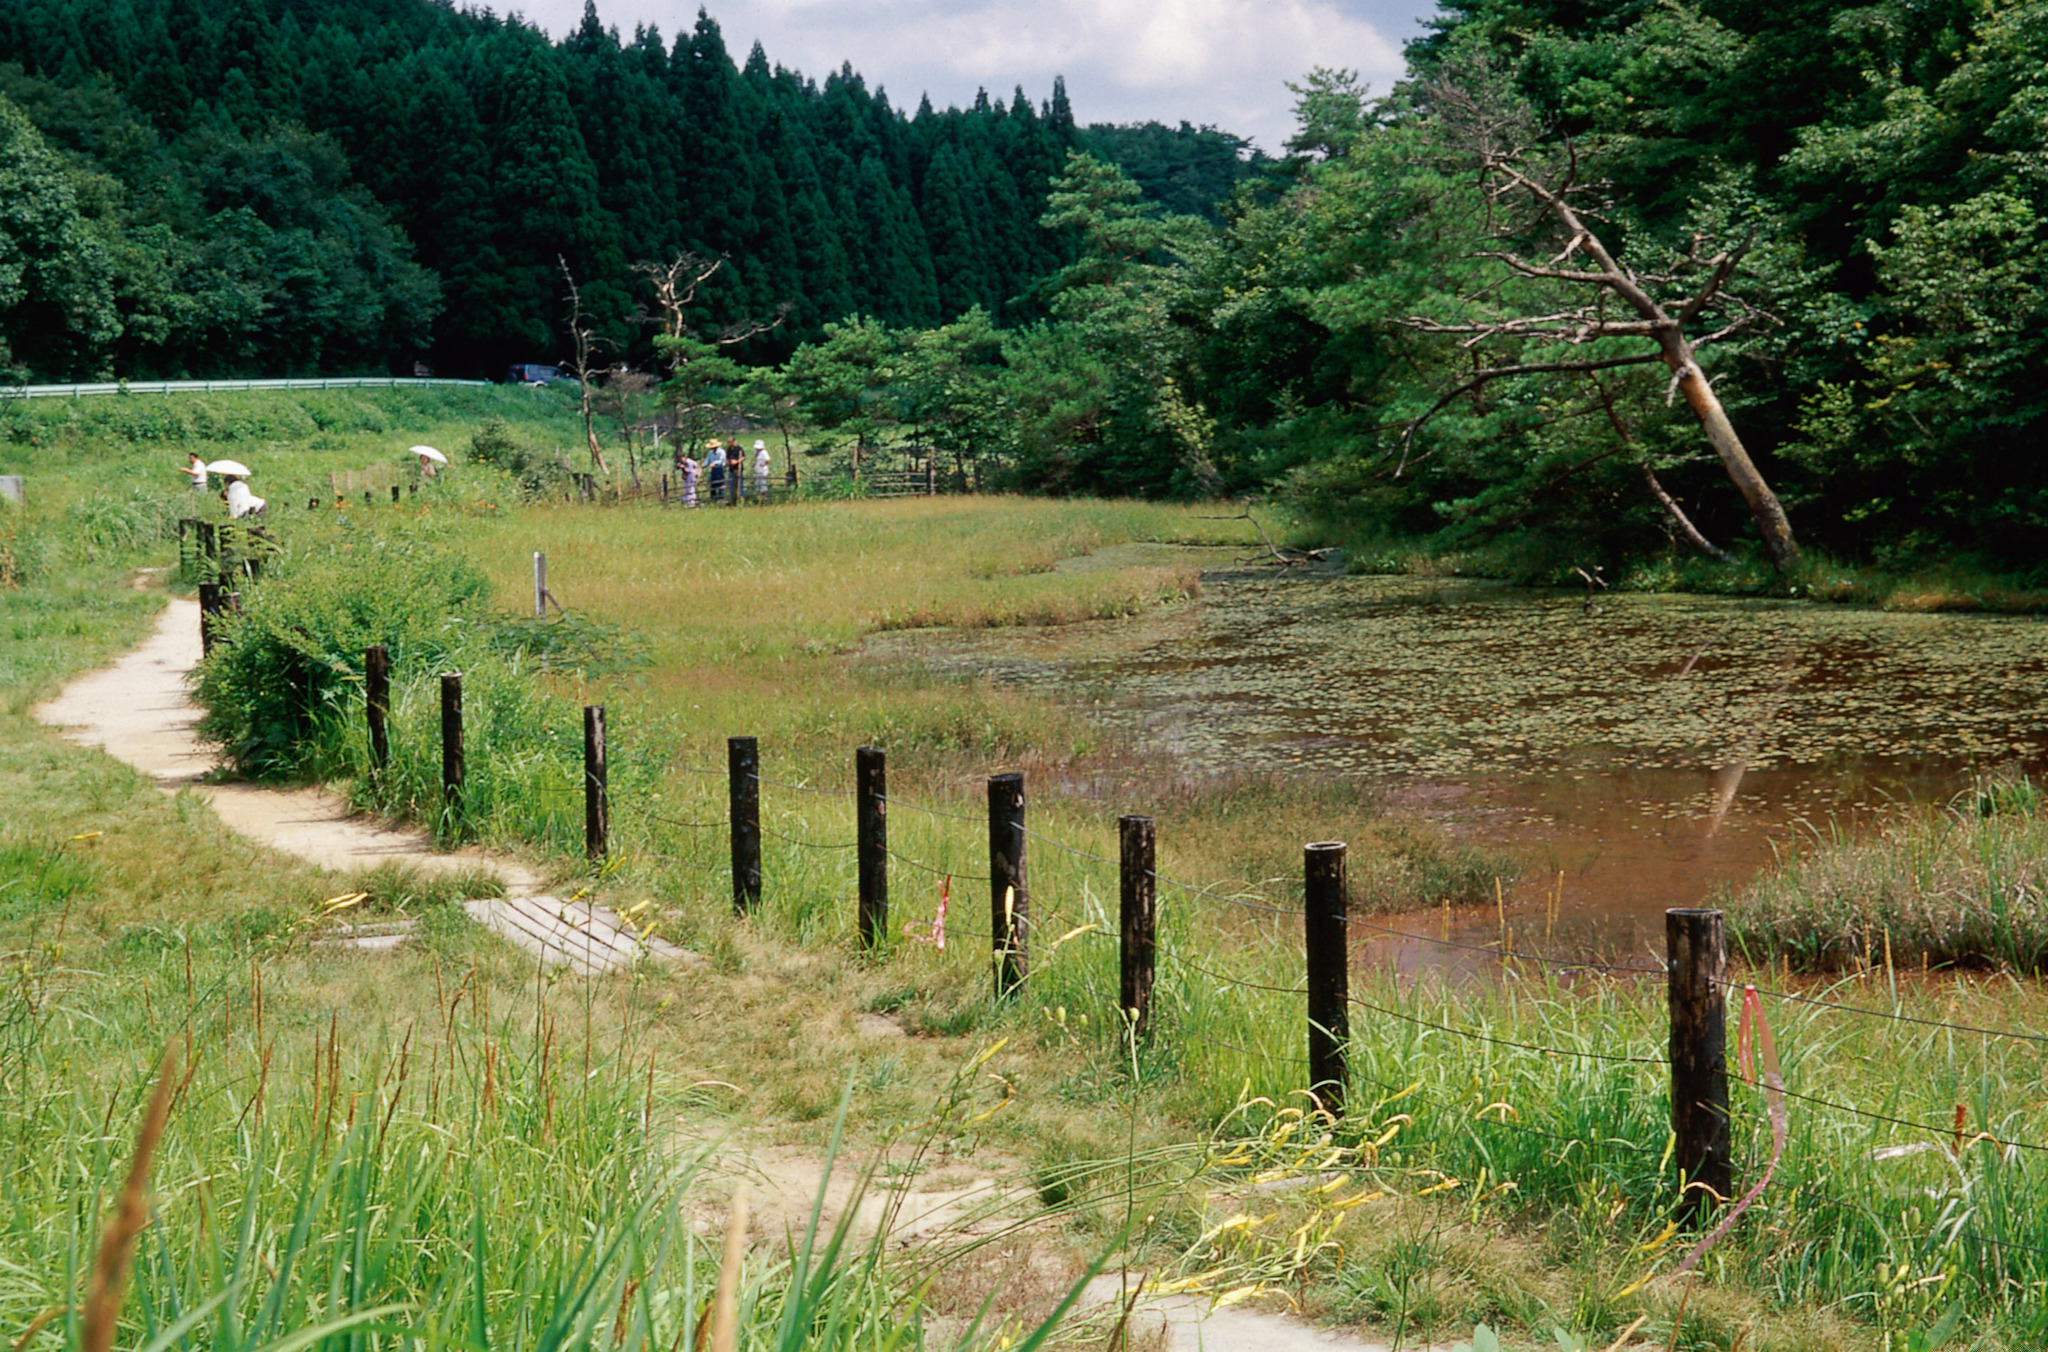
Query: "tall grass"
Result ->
[[0, 937, 1093, 1352], [1730, 780, 2048, 972]]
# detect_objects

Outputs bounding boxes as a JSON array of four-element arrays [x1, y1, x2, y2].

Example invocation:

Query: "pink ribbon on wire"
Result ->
[[1673, 984, 1787, 1276], [905, 875, 948, 950], [1671, 983, 1785, 1278]]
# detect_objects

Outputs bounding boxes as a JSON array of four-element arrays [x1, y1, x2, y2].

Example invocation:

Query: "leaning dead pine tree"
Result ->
[[1403, 78, 1800, 570]]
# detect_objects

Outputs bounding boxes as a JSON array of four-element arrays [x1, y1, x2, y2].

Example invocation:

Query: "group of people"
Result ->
[[180, 452, 266, 518], [674, 437, 773, 508]]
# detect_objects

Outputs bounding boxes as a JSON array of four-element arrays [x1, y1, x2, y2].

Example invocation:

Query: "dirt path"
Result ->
[[31, 595, 684, 972], [35, 597, 544, 886]]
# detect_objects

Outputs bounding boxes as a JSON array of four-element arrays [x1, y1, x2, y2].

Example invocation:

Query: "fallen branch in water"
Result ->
[[1198, 504, 1335, 569]]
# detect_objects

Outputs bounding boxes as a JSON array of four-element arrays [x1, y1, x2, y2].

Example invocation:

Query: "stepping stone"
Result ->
[[465, 896, 700, 975], [310, 918, 418, 952]]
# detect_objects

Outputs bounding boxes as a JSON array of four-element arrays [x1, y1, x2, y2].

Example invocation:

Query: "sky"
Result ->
[[516, 1, 1444, 153]]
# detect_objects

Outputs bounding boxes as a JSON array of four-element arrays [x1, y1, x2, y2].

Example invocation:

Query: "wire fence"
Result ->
[[340, 673, 2048, 1275]]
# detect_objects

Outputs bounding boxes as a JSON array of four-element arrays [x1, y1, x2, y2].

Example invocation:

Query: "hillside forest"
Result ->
[[1, 0, 2045, 576]]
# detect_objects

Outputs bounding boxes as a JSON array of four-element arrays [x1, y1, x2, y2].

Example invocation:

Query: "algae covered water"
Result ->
[[870, 559, 2048, 963]]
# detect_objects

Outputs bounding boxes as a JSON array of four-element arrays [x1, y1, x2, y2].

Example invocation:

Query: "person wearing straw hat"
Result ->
[[752, 440, 770, 498], [704, 438, 727, 499]]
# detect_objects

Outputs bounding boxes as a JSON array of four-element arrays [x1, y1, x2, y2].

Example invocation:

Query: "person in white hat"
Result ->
[[753, 439, 770, 498], [223, 475, 266, 519]]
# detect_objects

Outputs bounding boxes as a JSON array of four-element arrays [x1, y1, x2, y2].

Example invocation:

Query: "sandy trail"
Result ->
[[34, 597, 546, 892]]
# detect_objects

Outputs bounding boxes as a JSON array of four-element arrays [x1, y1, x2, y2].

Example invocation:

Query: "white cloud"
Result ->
[[516, 0, 1435, 151]]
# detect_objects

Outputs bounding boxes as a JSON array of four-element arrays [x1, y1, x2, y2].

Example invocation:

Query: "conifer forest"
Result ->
[[2, 0, 2046, 573]]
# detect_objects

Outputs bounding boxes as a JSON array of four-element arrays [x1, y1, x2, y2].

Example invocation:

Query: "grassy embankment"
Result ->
[[11, 387, 2048, 1349], [1329, 525, 2048, 616]]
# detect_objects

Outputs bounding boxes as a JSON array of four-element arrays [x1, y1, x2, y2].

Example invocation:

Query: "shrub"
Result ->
[[193, 535, 494, 776]]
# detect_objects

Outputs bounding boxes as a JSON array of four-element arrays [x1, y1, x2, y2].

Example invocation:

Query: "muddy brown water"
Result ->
[[868, 553, 2048, 969]]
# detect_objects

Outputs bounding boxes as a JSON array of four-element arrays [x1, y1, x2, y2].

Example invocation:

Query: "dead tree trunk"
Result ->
[[1406, 87, 1801, 569]]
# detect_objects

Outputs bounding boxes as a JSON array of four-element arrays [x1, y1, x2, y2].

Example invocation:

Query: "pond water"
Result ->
[[871, 552, 2048, 967]]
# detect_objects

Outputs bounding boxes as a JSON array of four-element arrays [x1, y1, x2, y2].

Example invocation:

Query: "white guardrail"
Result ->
[[0, 377, 493, 399]]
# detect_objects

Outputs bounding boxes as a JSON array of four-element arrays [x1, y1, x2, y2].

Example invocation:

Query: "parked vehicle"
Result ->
[[506, 363, 568, 385]]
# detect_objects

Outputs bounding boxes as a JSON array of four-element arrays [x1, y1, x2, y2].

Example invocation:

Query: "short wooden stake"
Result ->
[[391, 485, 400, 503], [1668, 907, 1731, 1219], [988, 772, 1028, 996], [729, 736, 761, 913], [365, 645, 390, 774], [1120, 815, 1157, 1041], [440, 672, 464, 838], [584, 706, 608, 864], [533, 552, 547, 618], [856, 746, 887, 950], [1304, 841, 1350, 1120]]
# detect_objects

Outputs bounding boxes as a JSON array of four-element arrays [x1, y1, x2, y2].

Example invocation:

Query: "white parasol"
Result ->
[[205, 459, 252, 476], [409, 445, 448, 464]]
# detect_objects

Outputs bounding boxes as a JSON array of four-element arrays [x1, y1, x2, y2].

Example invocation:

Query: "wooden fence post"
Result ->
[[440, 672, 464, 839], [533, 552, 547, 618], [365, 645, 390, 775], [1120, 815, 1157, 1041], [197, 582, 220, 656], [729, 736, 761, 913], [987, 772, 1028, 996], [1668, 907, 1731, 1219], [857, 746, 887, 950], [584, 705, 608, 864], [1305, 841, 1350, 1121]]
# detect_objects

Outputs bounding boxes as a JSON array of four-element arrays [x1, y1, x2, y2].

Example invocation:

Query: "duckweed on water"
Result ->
[[875, 571, 2048, 781]]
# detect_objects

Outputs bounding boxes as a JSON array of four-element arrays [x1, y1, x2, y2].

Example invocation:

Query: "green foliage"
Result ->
[[192, 533, 494, 777], [466, 415, 568, 498], [1083, 120, 1270, 222], [0, 1, 1092, 377]]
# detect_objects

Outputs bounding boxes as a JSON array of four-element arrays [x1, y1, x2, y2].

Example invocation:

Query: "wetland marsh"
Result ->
[[871, 560, 2048, 962]]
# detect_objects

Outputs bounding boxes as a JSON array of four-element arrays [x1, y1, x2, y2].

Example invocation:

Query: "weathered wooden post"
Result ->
[[391, 485, 400, 504], [729, 736, 761, 913], [364, 645, 390, 775], [856, 746, 887, 950], [1120, 814, 1157, 1041], [1304, 841, 1350, 1121], [440, 672, 464, 838], [1668, 908, 1731, 1219], [584, 706, 608, 864], [533, 552, 547, 618], [197, 582, 220, 655], [987, 772, 1028, 996]]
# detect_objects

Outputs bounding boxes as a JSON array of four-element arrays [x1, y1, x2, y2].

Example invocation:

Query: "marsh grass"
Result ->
[[1730, 778, 2048, 972]]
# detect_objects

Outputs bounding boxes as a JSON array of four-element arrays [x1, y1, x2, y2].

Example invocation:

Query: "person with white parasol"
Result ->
[[410, 444, 447, 480], [209, 460, 266, 518]]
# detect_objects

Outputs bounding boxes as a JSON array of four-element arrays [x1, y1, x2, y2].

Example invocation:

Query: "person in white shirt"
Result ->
[[753, 440, 770, 497], [224, 477, 266, 519], [178, 453, 207, 491]]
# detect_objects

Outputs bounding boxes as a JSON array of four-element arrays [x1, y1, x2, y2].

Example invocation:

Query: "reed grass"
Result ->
[[1730, 782, 2048, 973]]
